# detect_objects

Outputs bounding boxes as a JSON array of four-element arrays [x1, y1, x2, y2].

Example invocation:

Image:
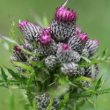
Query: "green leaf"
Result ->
[[3, 42, 9, 50], [95, 76, 103, 90], [43, 16, 49, 27], [81, 56, 91, 63], [0, 67, 8, 81], [2, 36, 33, 55], [75, 76, 92, 82], [87, 98, 96, 109], [35, 61, 44, 68], [6, 67, 20, 80], [47, 98, 53, 110], [12, 61, 33, 72], [101, 49, 108, 58], [33, 97, 36, 110], [9, 21, 16, 40], [97, 88, 110, 95], [63, 93, 70, 104], [2, 36, 18, 44], [9, 93, 15, 110]]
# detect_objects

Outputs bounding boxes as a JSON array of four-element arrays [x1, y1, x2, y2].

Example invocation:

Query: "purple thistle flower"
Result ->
[[75, 26, 82, 35], [50, 0, 76, 42], [39, 28, 52, 45], [55, 6, 76, 22], [78, 33, 88, 41], [19, 20, 28, 29], [14, 45, 21, 52], [60, 43, 71, 52], [55, 0, 76, 22], [84, 39, 99, 57], [19, 20, 42, 42]]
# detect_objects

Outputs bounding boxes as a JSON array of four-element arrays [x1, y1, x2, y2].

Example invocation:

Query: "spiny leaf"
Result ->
[[101, 49, 108, 57], [12, 61, 33, 72], [63, 93, 70, 104], [33, 97, 36, 110], [2, 36, 18, 44], [97, 88, 110, 95], [9, 21, 16, 40], [6, 67, 20, 80], [81, 56, 91, 63], [1, 36, 33, 55], [43, 16, 49, 27], [0, 67, 8, 81], [87, 98, 96, 109], [95, 76, 103, 90], [75, 76, 92, 82]]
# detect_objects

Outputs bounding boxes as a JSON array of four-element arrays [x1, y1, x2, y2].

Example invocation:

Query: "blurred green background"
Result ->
[[0, 0, 110, 110]]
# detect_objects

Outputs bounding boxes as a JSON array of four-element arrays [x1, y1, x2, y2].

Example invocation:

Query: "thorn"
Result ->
[[62, 0, 69, 7]]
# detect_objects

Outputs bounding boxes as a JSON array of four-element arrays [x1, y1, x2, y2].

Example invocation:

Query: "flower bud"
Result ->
[[39, 28, 52, 44], [45, 55, 58, 70], [56, 43, 80, 63], [36, 93, 59, 110], [75, 26, 82, 35], [37, 39, 57, 56], [85, 64, 99, 80], [68, 33, 88, 54], [11, 45, 27, 62], [84, 39, 99, 57], [19, 20, 42, 42], [61, 62, 78, 76]]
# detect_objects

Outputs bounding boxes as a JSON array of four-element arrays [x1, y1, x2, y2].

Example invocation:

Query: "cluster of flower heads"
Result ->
[[11, 1, 99, 109]]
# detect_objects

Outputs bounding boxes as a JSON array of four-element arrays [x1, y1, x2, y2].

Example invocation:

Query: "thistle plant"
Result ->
[[0, 0, 110, 110]]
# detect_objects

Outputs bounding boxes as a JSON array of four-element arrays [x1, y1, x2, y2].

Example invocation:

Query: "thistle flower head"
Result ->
[[36, 93, 59, 110], [78, 33, 88, 41], [55, 0, 76, 22], [14, 45, 21, 52], [62, 43, 70, 51], [93, 39, 99, 46], [45, 55, 58, 70], [23, 42, 33, 51], [18, 20, 42, 42], [58, 43, 71, 53], [55, 6, 76, 22], [56, 43, 81, 63], [84, 39, 99, 57], [76, 26, 82, 35], [39, 28, 52, 44], [18, 20, 28, 30], [61, 62, 78, 76], [11, 45, 27, 62]]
